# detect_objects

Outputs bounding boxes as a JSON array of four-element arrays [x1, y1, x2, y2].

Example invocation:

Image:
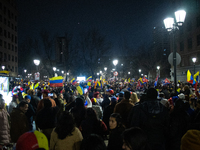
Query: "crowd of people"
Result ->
[[0, 80, 200, 150]]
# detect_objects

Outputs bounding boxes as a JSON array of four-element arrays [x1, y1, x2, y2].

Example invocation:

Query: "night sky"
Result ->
[[16, 0, 171, 54]]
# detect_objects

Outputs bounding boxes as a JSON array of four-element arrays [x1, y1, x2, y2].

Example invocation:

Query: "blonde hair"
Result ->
[[130, 92, 139, 104]]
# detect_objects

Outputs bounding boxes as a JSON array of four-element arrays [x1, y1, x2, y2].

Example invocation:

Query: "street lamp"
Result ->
[[61, 70, 64, 74], [164, 10, 186, 94], [67, 72, 69, 75], [24, 69, 27, 73], [128, 72, 130, 74], [139, 69, 141, 77], [53, 67, 56, 72], [104, 67, 107, 71], [33, 59, 40, 71], [113, 60, 118, 66], [100, 71, 102, 74], [157, 66, 160, 77], [121, 64, 123, 66], [192, 57, 197, 74], [2, 66, 5, 70]]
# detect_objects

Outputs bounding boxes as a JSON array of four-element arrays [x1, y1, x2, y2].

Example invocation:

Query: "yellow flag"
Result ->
[[100, 76, 102, 81], [76, 86, 83, 95]]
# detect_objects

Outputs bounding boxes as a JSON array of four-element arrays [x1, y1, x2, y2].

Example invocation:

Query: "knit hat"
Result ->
[[181, 130, 200, 150], [111, 96, 117, 103], [106, 89, 114, 95], [25, 95, 31, 100], [178, 93, 185, 100], [16, 130, 48, 150], [146, 88, 158, 99]]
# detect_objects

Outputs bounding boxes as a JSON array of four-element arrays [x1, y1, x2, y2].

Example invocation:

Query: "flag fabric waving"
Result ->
[[194, 71, 199, 91], [187, 70, 194, 84], [164, 78, 170, 84], [86, 76, 92, 82], [154, 75, 159, 87], [142, 77, 148, 83], [49, 76, 63, 87]]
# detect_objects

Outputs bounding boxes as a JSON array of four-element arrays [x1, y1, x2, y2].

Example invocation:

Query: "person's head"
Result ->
[[93, 92, 100, 98], [42, 90, 50, 98], [124, 91, 131, 100], [181, 129, 200, 150], [0, 98, 5, 109], [16, 130, 48, 150], [25, 95, 31, 103], [122, 127, 149, 150], [53, 92, 57, 99], [12, 95, 19, 102], [27, 89, 35, 96], [58, 93, 63, 99], [130, 92, 139, 104], [80, 134, 106, 150], [55, 111, 75, 140], [75, 97, 85, 107], [106, 89, 114, 96], [109, 113, 122, 130], [85, 108, 98, 121], [43, 99, 52, 108], [18, 101, 29, 113], [111, 96, 117, 105], [146, 88, 158, 100]]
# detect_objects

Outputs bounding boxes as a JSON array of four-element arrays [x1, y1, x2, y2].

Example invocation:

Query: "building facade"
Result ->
[[170, 0, 200, 81], [0, 0, 18, 76]]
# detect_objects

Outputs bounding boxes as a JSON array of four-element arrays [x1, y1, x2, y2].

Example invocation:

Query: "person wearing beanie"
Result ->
[[129, 88, 169, 150], [114, 91, 134, 128], [181, 129, 200, 150], [25, 95, 36, 130], [91, 97, 103, 119]]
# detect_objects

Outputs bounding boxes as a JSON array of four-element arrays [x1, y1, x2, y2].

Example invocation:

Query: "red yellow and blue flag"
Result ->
[[86, 76, 92, 82], [187, 70, 194, 84], [49, 76, 63, 87]]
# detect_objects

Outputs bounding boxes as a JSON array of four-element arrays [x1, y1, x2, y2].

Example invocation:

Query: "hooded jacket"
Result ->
[[0, 109, 10, 144]]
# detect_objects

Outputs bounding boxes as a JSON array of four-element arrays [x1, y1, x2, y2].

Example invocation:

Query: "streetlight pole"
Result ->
[[164, 10, 186, 94], [53, 67, 56, 77], [113, 59, 118, 82], [24, 69, 27, 79], [192, 57, 197, 74], [139, 69, 141, 78], [157, 66, 160, 77]]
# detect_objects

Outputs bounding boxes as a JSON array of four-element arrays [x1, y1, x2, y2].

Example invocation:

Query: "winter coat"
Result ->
[[36, 106, 59, 130], [0, 109, 10, 144], [10, 108, 29, 143], [30, 95, 40, 112], [102, 104, 116, 129], [70, 107, 86, 128], [107, 126, 125, 150], [114, 99, 134, 128], [130, 100, 169, 150], [50, 127, 83, 150], [25, 103, 35, 130], [101, 95, 111, 110]]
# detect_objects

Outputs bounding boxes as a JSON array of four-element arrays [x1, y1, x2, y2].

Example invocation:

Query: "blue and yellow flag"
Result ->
[[187, 70, 194, 84], [49, 76, 63, 87], [194, 71, 199, 83], [86, 76, 92, 81], [34, 82, 39, 89]]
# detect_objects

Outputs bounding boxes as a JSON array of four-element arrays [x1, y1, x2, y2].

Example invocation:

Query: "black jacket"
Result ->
[[130, 100, 169, 150]]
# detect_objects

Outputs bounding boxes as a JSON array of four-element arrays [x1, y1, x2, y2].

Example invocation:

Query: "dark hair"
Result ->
[[18, 101, 28, 108], [43, 99, 52, 108], [124, 91, 131, 100], [110, 113, 122, 128], [55, 111, 75, 140], [75, 97, 85, 107], [80, 134, 106, 150], [85, 108, 98, 121], [122, 127, 149, 150]]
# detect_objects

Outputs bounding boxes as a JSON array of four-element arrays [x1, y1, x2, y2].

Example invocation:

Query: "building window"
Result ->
[[15, 67, 17, 73], [15, 36, 17, 44], [187, 21, 192, 31], [12, 45, 14, 51], [8, 54, 10, 61], [0, 2, 2, 10], [11, 24, 13, 29], [8, 9, 11, 18], [197, 34, 200, 46], [0, 15, 2, 22], [8, 65, 10, 71], [0, 52, 2, 62], [180, 41, 184, 51], [4, 41, 6, 49], [188, 38, 192, 49], [8, 43, 10, 49], [8, 32, 10, 38], [4, 18, 6, 25], [11, 13, 13, 19], [3, 7, 6, 15], [4, 53, 7, 61], [8, 21, 10, 27], [15, 16, 17, 22], [0, 27, 2, 35], [197, 15, 200, 27], [4, 30, 6, 37], [15, 46, 17, 52], [12, 56, 14, 62], [15, 26, 17, 31], [15, 57, 17, 62]]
